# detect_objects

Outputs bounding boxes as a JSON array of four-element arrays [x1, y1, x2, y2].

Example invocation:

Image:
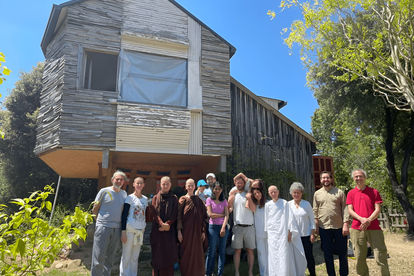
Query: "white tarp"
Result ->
[[119, 50, 187, 107]]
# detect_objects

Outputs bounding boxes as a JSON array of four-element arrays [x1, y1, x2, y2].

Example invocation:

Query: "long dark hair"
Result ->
[[251, 179, 266, 208], [211, 182, 225, 201]]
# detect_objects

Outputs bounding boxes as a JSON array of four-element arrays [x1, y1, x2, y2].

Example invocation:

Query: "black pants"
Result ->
[[319, 227, 348, 276], [301, 236, 316, 276]]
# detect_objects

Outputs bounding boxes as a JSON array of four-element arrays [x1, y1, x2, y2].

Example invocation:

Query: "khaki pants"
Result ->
[[350, 229, 390, 276]]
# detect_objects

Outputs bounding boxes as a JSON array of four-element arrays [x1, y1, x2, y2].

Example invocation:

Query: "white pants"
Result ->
[[256, 235, 268, 276], [119, 226, 144, 276]]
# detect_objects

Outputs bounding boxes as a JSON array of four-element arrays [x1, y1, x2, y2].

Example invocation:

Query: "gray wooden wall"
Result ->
[[200, 27, 232, 156], [36, 0, 233, 158], [230, 82, 316, 199]]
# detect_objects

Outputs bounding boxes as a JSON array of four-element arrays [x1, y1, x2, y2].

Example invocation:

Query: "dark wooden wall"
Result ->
[[230, 81, 316, 199]]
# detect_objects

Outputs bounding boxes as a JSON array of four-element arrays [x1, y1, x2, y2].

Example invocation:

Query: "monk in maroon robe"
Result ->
[[177, 178, 208, 276], [146, 176, 178, 276]]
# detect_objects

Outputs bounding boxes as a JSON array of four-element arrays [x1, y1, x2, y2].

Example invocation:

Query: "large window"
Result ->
[[119, 51, 187, 107], [83, 51, 118, 91]]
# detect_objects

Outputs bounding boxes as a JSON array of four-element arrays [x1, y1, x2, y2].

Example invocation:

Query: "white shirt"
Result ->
[[125, 193, 148, 230], [288, 199, 316, 237], [233, 192, 254, 225]]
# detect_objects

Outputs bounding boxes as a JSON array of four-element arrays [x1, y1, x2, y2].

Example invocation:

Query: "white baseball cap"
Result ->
[[206, 173, 216, 179]]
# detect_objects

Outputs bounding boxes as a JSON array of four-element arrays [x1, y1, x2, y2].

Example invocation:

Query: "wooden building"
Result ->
[[36, 0, 316, 195]]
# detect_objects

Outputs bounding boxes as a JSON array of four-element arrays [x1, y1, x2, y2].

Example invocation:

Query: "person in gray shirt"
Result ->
[[91, 170, 128, 276]]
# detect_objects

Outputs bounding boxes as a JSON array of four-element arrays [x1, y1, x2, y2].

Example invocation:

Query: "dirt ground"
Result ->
[[46, 231, 414, 275]]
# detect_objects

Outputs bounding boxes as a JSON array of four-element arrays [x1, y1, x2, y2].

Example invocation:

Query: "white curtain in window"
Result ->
[[119, 51, 187, 107]]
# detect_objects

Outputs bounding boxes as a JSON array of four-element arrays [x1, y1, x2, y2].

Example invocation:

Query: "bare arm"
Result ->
[[220, 206, 229, 237], [228, 194, 235, 213], [92, 201, 101, 216], [348, 204, 372, 231], [245, 192, 257, 212], [207, 205, 225, 219]]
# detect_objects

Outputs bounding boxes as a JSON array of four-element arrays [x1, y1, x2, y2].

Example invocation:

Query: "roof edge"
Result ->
[[230, 76, 316, 143], [41, 0, 237, 58]]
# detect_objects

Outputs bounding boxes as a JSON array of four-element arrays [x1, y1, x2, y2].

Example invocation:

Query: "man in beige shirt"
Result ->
[[313, 171, 350, 276]]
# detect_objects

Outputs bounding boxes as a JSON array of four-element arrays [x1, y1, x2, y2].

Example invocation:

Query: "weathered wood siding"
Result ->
[[35, 24, 66, 154], [200, 27, 232, 155], [37, 0, 122, 151], [123, 0, 188, 42], [230, 82, 316, 198], [37, 0, 234, 158]]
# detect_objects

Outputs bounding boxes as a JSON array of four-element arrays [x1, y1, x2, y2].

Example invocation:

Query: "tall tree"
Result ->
[[0, 64, 97, 205], [288, 6, 414, 235], [278, 0, 414, 111], [0, 63, 57, 199]]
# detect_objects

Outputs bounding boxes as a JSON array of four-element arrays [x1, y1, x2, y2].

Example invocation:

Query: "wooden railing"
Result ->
[[378, 209, 408, 231]]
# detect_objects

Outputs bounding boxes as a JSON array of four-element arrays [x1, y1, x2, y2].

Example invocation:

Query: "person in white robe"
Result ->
[[264, 185, 307, 276]]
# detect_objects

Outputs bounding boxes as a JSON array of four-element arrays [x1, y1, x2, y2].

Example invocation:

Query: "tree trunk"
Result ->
[[384, 108, 414, 237]]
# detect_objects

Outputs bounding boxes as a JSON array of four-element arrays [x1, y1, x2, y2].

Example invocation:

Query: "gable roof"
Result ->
[[230, 77, 316, 143], [41, 0, 236, 57]]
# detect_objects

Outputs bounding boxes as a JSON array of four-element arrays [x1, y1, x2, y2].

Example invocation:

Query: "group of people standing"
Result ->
[[90, 168, 390, 276]]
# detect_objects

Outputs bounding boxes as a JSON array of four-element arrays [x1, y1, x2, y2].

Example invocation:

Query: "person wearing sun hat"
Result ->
[[205, 173, 217, 198], [195, 179, 209, 203]]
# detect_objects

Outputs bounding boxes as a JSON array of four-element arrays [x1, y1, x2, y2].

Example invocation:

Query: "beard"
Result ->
[[113, 183, 123, 190]]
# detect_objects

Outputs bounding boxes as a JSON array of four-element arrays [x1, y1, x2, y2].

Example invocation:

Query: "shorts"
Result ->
[[231, 224, 256, 249]]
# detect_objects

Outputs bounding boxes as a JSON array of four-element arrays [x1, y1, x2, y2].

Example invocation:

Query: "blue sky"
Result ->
[[1, 0, 317, 133]]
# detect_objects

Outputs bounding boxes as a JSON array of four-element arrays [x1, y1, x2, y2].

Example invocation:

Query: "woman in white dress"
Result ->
[[288, 182, 316, 276], [246, 179, 268, 276]]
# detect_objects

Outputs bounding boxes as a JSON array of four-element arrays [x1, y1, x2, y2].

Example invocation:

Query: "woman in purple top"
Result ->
[[205, 182, 229, 276]]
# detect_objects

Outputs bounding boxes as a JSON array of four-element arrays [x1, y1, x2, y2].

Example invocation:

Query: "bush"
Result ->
[[0, 185, 93, 276]]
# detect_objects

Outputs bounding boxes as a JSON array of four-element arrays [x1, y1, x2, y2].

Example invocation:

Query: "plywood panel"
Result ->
[[116, 126, 190, 154]]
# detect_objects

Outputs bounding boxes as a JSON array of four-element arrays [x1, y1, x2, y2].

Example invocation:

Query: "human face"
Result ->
[[213, 185, 222, 198], [112, 175, 125, 190], [253, 189, 262, 201], [234, 178, 245, 191], [251, 181, 261, 189], [353, 170, 366, 188], [207, 176, 215, 185], [320, 173, 333, 187], [185, 180, 195, 194], [291, 189, 302, 201], [160, 178, 171, 193], [268, 186, 279, 201], [133, 178, 145, 193]]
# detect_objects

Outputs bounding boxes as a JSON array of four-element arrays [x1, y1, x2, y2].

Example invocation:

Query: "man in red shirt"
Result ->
[[346, 169, 390, 276]]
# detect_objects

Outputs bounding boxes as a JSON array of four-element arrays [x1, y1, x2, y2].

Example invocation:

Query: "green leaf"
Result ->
[[10, 238, 25, 258], [45, 201, 52, 211]]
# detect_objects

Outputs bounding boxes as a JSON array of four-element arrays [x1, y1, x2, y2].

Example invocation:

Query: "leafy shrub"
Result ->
[[0, 185, 93, 275]]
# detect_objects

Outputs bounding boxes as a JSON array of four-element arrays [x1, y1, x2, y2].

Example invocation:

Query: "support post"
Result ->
[[49, 175, 62, 224]]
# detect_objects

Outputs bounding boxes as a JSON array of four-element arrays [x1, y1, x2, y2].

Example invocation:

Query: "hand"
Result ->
[[310, 233, 315, 243], [202, 232, 206, 242], [315, 226, 319, 236], [159, 222, 170, 232], [342, 223, 350, 236], [246, 192, 252, 200], [229, 189, 238, 196], [359, 217, 370, 231], [288, 231, 292, 242], [178, 230, 183, 243], [121, 231, 127, 244]]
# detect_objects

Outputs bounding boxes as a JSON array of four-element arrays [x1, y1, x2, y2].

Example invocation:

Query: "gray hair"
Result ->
[[111, 170, 128, 182], [351, 169, 367, 178], [289, 182, 304, 194]]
